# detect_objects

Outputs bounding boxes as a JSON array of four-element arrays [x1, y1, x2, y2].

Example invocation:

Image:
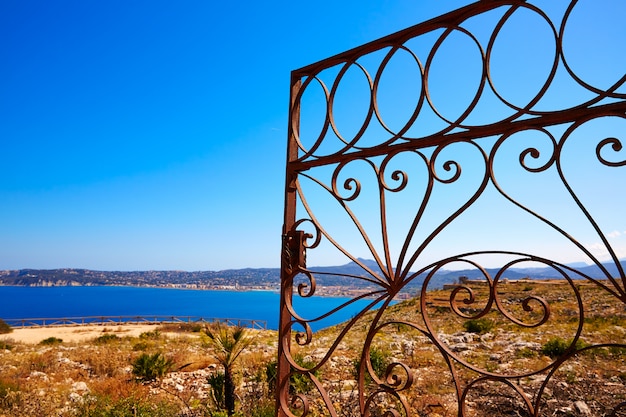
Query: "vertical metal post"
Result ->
[[276, 75, 302, 417]]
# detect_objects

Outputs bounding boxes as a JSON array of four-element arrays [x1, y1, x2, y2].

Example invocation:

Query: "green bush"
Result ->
[[369, 346, 392, 377], [290, 354, 320, 395], [265, 360, 277, 393], [541, 337, 589, 359], [40, 337, 63, 346], [0, 319, 12, 334], [265, 354, 320, 395], [463, 318, 494, 334], [131, 352, 174, 381], [541, 337, 569, 358], [352, 346, 392, 382], [94, 333, 121, 344]]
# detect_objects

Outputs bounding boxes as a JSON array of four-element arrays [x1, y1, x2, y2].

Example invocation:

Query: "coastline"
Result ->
[[0, 283, 389, 299]]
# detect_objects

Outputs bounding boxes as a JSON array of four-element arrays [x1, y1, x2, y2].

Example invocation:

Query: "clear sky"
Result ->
[[1, 1, 624, 271]]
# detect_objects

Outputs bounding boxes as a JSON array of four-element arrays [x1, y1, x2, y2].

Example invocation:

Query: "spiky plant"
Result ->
[[203, 324, 253, 416]]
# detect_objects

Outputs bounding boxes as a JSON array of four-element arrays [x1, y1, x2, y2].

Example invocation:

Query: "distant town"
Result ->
[[0, 268, 281, 291], [0, 259, 621, 298], [0, 267, 391, 298]]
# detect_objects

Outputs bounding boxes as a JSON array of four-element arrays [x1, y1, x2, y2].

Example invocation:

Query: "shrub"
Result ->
[[516, 347, 536, 358], [139, 329, 161, 340], [131, 352, 174, 381], [39, 337, 63, 346], [0, 319, 12, 334], [245, 399, 276, 417], [352, 346, 392, 383], [0, 339, 13, 350], [463, 318, 494, 334], [540, 337, 588, 359], [265, 360, 277, 393], [541, 337, 569, 358], [159, 322, 203, 333], [290, 354, 319, 394], [94, 333, 121, 344], [266, 354, 320, 395], [0, 378, 20, 409], [132, 341, 150, 351]]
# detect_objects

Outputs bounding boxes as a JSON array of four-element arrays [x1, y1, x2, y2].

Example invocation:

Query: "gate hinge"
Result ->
[[283, 230, 310, 275]]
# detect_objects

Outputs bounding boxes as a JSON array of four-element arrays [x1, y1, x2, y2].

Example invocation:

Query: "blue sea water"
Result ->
[[0, 286, 384, 331]]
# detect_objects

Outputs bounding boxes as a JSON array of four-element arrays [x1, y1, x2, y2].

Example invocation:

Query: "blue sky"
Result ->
[[1, 1, 477, 271], [1, 1, 624, 271]]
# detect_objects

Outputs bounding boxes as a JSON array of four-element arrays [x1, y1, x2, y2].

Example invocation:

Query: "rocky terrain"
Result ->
[[0, 279, 624, 416]]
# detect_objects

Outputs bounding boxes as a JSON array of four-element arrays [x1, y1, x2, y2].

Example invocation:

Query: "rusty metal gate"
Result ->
[[278, 1, 626, 416]]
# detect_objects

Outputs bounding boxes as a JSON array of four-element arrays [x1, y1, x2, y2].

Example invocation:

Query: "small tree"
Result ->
[[203, 324, 253, 416]]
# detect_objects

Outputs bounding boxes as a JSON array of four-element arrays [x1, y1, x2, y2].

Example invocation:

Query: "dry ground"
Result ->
[[8, 324, 177, 344]]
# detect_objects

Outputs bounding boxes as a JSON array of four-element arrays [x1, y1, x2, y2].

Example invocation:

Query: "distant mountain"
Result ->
[[305, 258, 626, 291], [0, 259, 623, 291]]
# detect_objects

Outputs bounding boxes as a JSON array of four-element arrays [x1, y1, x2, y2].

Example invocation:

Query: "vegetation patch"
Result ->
[[132, 352, 174, 382], [39, 336, 63, 346], [463, 318, 495, 334], [93, 333, 121, 344], [541, 337, 589, 359], [0, 281, 625, 416], [0, 319, 12, 335]]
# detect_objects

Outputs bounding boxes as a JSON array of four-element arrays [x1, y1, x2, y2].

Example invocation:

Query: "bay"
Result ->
[[0, 286, 381, 331]]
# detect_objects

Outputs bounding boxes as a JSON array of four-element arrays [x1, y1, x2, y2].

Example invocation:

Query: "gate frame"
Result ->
[[278, 1, 626, 415]]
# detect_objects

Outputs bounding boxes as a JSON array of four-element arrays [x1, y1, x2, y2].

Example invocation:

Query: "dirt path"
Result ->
[[4, 323, 165, 344]]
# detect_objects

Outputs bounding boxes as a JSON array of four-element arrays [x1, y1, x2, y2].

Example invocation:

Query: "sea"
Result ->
[[0, 286, 387, 331]]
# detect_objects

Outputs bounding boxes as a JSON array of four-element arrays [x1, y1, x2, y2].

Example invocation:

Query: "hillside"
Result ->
[[0, 279, 624, 416], [1, 259, 623, 292]]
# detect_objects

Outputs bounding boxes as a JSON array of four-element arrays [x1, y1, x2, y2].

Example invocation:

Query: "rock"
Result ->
[[28, 371, 49, 382], [450, 333, 474, 344], [480, 332, 494, 342], [449, 343, 472, 353], [341, 379, 357, 390], [574, 400, 591, 415], [401, 340, 416, 356], [69, 392, 83, 403], [72, 381, 89, 393]]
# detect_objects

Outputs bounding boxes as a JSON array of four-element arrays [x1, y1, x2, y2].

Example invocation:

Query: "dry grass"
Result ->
[[0, 325, 278, 417], [294, 279, 626, 416], [0, 281, 624, 416]]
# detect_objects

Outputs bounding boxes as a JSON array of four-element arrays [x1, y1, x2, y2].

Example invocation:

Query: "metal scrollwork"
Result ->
[[279, 1, 626, 416]]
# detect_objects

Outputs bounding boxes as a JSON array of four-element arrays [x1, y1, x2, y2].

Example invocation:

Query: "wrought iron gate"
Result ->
[[278, 1, 626, 415]]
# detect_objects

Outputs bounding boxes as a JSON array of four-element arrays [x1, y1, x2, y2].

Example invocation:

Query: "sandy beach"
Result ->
[[4, 323, 168, 344]]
